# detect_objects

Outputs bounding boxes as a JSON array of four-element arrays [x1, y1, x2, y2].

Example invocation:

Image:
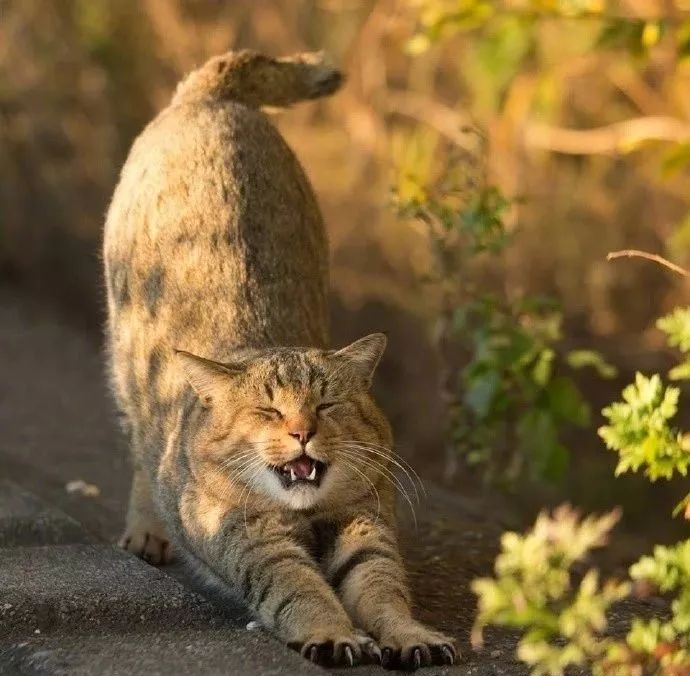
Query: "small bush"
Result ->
[[472, 305, 690, 674]]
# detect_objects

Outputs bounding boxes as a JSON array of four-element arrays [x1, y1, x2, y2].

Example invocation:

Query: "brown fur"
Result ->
[[103, 49, 455, 670]]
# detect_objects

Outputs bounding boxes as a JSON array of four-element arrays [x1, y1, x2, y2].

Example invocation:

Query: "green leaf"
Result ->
[[460, 187, 511, 253], [532, 348, 555, 386], [548, 377, 590, 427], [657, 307, 690, 352], [672, 493, 690, 519], [540, 442, 569, 482], [464, 370, 502, 419], [518, 409, 570, 482], [669, 361, 690, 381], [599, 373, 690, 483], [566, 350, 618, 379]]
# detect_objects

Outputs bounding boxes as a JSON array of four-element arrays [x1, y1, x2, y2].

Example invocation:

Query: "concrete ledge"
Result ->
[[0, 545, 224, 636], [0, 480, 93, 547], [0, 628, 325, 676]]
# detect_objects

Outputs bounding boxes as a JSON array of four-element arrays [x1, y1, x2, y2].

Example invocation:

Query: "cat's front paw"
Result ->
[[288, 629, 379, 668], [379, 623, 457, 671], [119, 527, 172, 565]]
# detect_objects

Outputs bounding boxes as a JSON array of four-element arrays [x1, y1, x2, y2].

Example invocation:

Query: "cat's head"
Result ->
[[176, 334, 391, 510]]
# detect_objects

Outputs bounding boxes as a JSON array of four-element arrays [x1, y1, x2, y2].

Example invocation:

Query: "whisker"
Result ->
[[235, 456, 266, 480], [338, 438, 426, 495], [328, 440, 425, 500], [335, 438, 425, 488], [339, 444, 421, 504], [336, 448, 413, 502], [220, 451, 259, 471], [337, 449, 417, 527], [338, 457, 381, 520], [233, 458, 265, 531], [243, 461, 265, 536], [218, 452, 255, 469]]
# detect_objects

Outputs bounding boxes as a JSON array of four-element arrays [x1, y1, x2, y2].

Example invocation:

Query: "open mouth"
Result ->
[[272, 455, 327, 489]]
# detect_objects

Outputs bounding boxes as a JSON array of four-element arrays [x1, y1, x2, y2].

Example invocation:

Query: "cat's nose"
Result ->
[[288, 428, 315, 445]]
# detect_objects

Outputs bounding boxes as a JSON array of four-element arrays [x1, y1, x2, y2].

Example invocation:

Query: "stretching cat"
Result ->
[[103, 49, 455, 670]]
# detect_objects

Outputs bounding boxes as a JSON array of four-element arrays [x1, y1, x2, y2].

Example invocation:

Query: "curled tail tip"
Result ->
[[293, 51, 345, 99], [173, 49, 344, 107]]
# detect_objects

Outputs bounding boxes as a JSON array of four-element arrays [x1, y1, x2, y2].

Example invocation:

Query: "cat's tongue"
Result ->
[[285, 455, 314, 479]]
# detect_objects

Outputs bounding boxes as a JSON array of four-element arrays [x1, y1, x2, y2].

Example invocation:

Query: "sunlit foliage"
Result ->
[[473, 507, 690, 675], [396, 134, 615, 484]]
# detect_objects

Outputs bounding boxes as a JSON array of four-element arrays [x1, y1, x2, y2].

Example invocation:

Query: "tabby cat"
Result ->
[[103, 49, 455, 670]]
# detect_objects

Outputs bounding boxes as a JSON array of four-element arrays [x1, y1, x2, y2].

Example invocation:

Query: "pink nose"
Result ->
[[288, 429, 315, 445]]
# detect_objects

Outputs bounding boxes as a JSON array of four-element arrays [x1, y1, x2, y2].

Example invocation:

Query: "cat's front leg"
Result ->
[[119, 466, 172, 564], [189, 507, 368, 667], [327, 515, 457, 671]]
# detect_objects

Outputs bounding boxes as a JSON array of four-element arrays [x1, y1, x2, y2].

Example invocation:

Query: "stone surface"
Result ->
[[0, 480, 92, 547], [0, 544, 226, 636], [0, 629, 324, 676]]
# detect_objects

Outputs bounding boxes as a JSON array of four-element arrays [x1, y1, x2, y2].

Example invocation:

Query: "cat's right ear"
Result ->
[[175, 350, 243, 406]]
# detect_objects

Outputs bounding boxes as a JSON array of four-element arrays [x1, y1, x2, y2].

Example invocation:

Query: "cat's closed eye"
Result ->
[[316, 402, 340, 414], [255, 406, 283, 419]]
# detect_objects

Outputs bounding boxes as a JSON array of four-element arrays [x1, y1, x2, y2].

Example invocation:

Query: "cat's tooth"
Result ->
[[307, 465, 317, 481], [290, 468, 296, 482]]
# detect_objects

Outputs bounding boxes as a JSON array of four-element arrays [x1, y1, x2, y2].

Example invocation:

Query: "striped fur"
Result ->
[[103, 49, 455, 669]]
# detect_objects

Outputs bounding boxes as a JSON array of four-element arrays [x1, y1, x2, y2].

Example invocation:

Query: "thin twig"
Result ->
[[606, 250, 689, 277]]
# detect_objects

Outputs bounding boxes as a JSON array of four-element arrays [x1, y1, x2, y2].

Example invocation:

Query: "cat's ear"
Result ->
[[175, 349, 243, 406], [332, 333, 387, 384]]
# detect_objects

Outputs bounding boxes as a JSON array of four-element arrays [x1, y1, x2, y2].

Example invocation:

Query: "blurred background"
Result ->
[[2, 0, 690, 551]]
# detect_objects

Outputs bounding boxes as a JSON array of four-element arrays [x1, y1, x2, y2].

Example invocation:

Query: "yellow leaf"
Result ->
[[641, 22, 661, 49], [406, 34, 431, 55]]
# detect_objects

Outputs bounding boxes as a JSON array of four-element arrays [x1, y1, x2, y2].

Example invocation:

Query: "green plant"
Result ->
[[395, 136, 611, 485], [472, 507, 690, 675], [599, 373, 690, 482], [627, 540, 690, 668], [471, 506, 629, 676], [472, 296, 690, 675], [397, 3, 690, 672], [599, 305, 690, 517], [659, 308, 690, 382]]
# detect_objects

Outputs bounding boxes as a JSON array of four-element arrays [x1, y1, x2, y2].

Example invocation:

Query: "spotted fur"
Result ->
[[103, 49, 455, 670]]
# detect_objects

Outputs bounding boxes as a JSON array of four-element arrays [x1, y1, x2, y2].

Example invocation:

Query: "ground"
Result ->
[[0, 287, 661, 675]]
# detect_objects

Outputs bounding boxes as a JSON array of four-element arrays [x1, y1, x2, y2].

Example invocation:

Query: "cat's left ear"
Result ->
[[175, 349, 244, 406], [332, 333, 387, 385]]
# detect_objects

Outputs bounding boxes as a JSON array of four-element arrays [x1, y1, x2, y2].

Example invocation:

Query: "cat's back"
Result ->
[[104, 99, 328, 352]]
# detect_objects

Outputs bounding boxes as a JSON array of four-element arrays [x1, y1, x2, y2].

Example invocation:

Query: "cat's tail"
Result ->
[[172, 49, 343, 108]]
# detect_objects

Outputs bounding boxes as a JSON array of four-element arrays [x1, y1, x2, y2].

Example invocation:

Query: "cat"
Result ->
[[103, 49, 455, 670]]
